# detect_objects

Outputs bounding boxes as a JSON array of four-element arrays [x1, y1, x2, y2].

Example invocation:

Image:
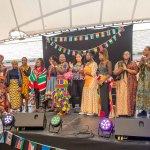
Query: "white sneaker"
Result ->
[[87, 113, 94, 116], [79, 112, 86, 115]]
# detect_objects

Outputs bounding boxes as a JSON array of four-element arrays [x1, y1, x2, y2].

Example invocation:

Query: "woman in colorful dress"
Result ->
[[45, 56, 58, 111], [20, 57, 31, 112], [29, 58, 47, 112], [53, 54, 71, 115], [136, 46, 150, 117], [80, 51, 98, 115], [69, 53, 84, 109], [97, 49, 114, 117], [6, 60, 22, 112], [0, 55, 9, 112], [114, 51, 138, 117]]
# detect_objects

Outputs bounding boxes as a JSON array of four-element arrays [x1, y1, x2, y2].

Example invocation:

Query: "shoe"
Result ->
[[86, 113, 94, 116], [79, 112, 86, 115], [137, 110, 147, 117]]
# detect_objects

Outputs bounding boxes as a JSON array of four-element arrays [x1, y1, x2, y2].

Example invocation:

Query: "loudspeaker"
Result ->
[[14, 113, 47, 129], [115, 118, 150, 137]]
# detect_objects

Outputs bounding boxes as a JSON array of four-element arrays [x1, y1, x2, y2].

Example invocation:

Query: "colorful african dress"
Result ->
[[29, 67, 47, 109], [81, 61, 99, 114], [114, 61, 138, 117], [53, 62, 71, 113], [6, 68, 22, 110], [0, 64, 8, 112], [20, 65, 31, 100], [136, 58, 150, 111]]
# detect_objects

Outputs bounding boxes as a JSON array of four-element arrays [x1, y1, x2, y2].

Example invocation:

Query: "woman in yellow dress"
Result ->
[[6, 60, 22, 112], [20, 57, 31, 112], [80, 51, 98, 115]]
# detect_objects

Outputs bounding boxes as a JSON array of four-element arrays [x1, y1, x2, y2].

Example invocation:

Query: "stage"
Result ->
[[1, 110, 150, 150]]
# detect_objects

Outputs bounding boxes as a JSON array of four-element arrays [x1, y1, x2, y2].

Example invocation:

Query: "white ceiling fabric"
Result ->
[[0, 0, 150, 42]]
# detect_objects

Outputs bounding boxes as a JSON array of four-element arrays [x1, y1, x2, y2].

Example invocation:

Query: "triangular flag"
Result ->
[[112, 29, 116, 34], [54, 37, 58, 42], [54, 44, 58, 49], [46, 37, 50, 43], [63, 48, 67, 53], [69, 36, 73, 42], [79, 36, 83, 41], [85, 35, 88, 40], [28, 141, 37, 150], [99, 45, 104, 51], [15, 137, 24, 150], [50, 37, 54, 41], [59, 37, 63, 42], [42, 145, 50, 150], [67, 49, 71, 55], [90, 34, 94, 39], [112, 35, 117, 41], [0, 133, 4, 143], [50, 41, 54, 46], [95, 33, 100, 38], [74, 36, 78, 41], [109, 39, 113, 44], [101, 32, 105, 37], [63, 37, 67, 42], [72, 51, 76, 56], [5, 131, 13, 146], [106, 30, 111, 36], [104, 42, 109, 48]]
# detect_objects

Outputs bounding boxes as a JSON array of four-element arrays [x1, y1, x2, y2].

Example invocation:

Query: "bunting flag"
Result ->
[[0, 133, 4, 143], [46, 27, 124, 43], [5, 131, 13, 145], [42, 145, 51, 150], [28, 141, 37, 150], [47, 26, 125, 55], [15, 137, 25, 150]]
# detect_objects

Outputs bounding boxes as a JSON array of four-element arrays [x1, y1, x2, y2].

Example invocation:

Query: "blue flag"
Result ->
[[42, 145, 50, 150]]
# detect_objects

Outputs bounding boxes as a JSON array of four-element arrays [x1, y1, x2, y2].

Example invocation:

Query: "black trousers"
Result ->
[[71, 80, 84, 108], [99, 83, 110, 117], [34, 89, 47, 109]]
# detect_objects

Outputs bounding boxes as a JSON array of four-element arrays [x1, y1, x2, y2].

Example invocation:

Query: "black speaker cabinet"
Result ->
[[14, 113, 47, 129], [115, 118, 150, 138]]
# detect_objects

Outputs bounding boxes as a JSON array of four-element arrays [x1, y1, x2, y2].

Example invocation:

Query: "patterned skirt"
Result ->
[[9, 79, 21, 110], [21, 78, 29, 100], [45, 77, 56, 100], [53, 78, 71, 113]]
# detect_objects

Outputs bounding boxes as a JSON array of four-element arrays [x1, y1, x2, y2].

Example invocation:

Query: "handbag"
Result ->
[[64, 71, 74, 80]]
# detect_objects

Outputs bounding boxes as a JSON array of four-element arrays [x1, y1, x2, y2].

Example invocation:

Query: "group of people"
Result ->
[[0, 46, 149, 118]]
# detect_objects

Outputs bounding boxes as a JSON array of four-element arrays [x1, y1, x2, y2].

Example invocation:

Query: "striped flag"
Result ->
[[112, 29, 116, 34], [69, 36, 73, 42], [79, 36, 83, 41], [85, 35, 88, 40], [59, 37, 63, 42], [74, 36, 78, 41], [42, 145, 50, 150], [5, 131, 13, 145], [28, 141, 37, 150], [15, 137, 24, 150], [90, 34, 94, 39], [101, 32, 105, 37], [109, 39, 113, 44]]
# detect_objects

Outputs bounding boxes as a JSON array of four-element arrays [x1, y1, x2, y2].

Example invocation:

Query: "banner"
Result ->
[[5, 131, 13, 145], [0, 133, 4, 143], [28, 141, 37, 150], [46, 27, 125, 56], [15, 137, 25, 150], [46, 27, 124, 43]]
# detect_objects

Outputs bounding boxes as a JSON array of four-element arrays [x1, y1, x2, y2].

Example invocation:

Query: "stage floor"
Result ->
[[10, 111, 150, 150]]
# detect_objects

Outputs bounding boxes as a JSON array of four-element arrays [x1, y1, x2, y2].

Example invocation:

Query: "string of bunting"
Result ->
[[46, 26, 125, 56], [47, 27, 125, 43], [0, 131, 63, 150]]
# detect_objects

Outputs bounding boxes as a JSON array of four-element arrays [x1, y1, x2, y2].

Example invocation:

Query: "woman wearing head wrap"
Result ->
[[114, 51, 138, 117], [79, 51, 98, 115]]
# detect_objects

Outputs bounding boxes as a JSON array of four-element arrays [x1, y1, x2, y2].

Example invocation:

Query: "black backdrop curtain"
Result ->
[[42, 25, 133, 69]]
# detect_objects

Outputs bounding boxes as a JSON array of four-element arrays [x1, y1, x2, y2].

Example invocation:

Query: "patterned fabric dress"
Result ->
[[45, 65, 56, 100], [53, 62, 71, 113], [20, 65, 31, 100], [29, 67, 47, 107], [114, 61, 138, 117], [81, 61, 98, 114], [0, 64, 8, 112], [136, 58, 150, 111], [6, 69, 22, 110]]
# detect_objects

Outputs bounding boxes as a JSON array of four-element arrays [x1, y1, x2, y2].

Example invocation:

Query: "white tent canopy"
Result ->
[[0, 0, 150, 42]]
